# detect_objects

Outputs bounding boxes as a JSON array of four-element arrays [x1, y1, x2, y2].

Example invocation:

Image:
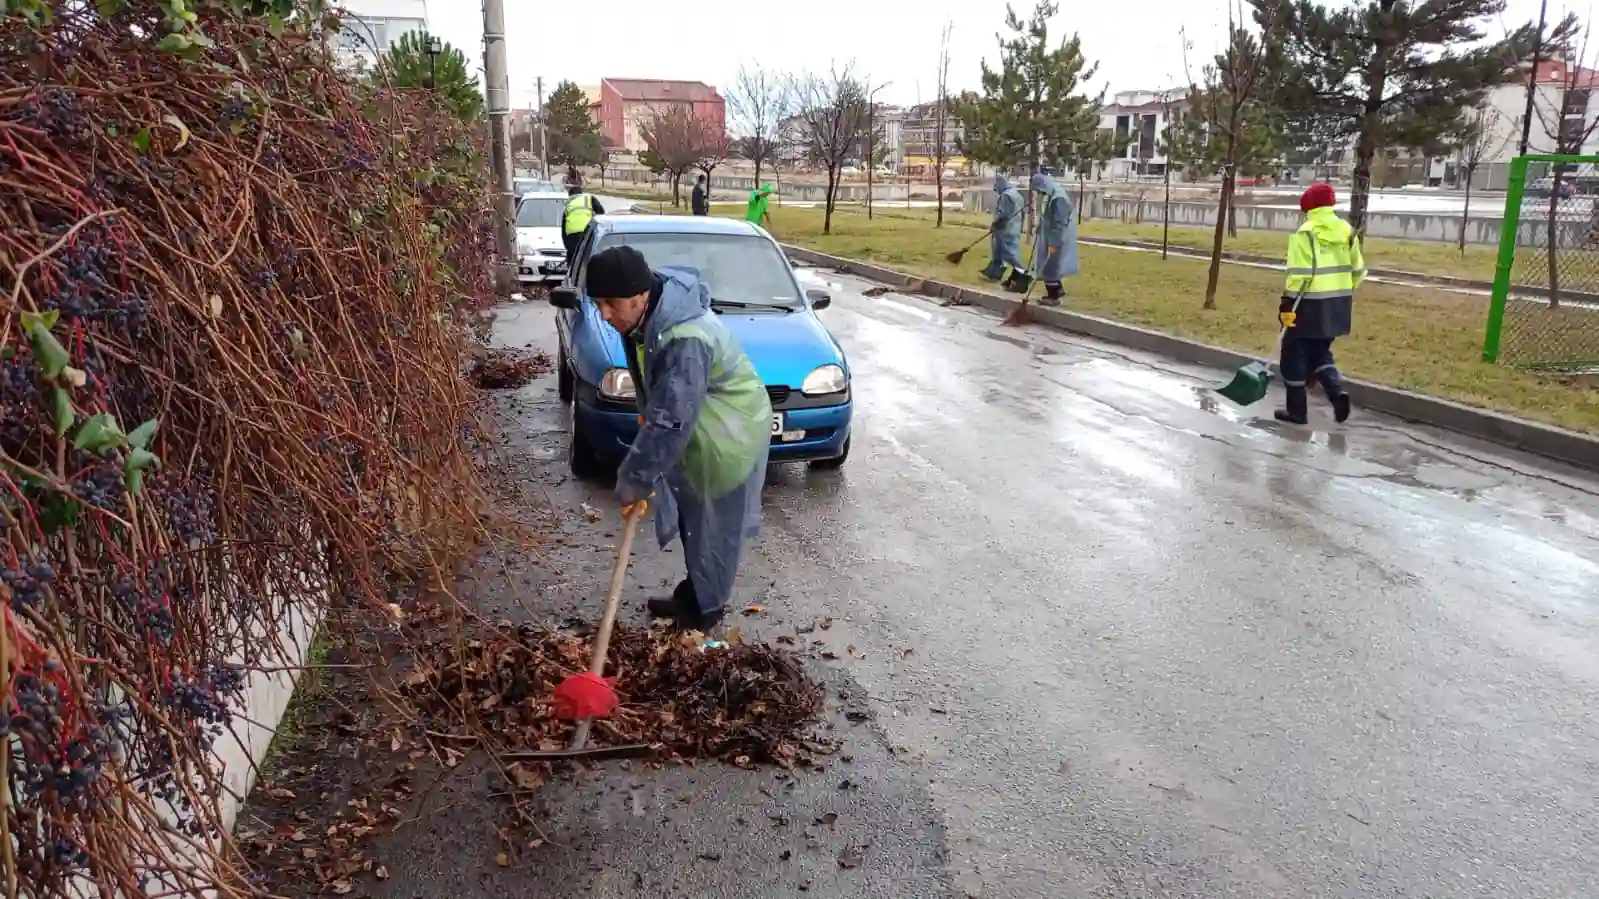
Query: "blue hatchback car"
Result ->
[[548, 215, 853, 474]]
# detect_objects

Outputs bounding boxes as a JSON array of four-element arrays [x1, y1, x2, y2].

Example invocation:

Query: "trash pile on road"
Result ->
[[468, 349, 553, 389], [403, 622, 827, 770]]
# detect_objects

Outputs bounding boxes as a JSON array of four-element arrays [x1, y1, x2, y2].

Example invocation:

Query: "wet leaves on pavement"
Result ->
[[468, 348, 552, 389]]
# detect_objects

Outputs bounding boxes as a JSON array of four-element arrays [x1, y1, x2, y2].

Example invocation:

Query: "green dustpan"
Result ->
[[1216, 288, 1302, 407], [1215, 360, 1274, 406]]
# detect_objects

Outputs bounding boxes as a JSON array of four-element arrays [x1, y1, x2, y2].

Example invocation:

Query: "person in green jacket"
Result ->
[[745, 183, 774, 228], [584, 245, 772, 631]]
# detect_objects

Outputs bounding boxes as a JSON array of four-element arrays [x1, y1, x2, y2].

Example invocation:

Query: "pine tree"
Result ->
[[951, 1, 1104, 230], [379, 31, 483, 123], [543, 80, 603, 169], [1254, 0, 1566, 234]]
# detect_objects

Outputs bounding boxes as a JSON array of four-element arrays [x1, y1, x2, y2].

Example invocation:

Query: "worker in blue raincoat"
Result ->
[[583, 246, 772, 631], [1029, 171, 1079, 307], [980, 174, 1030, 292]]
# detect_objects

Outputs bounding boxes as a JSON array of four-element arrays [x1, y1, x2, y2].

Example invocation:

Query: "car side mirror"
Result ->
[[549, 285, 579, 309], [806, 288, 832, 310]]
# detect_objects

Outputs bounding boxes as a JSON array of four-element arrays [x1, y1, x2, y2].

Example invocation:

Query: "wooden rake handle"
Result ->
[[569, 502, 646, 750]]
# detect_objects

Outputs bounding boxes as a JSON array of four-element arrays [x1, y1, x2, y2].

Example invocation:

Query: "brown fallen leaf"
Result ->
[[838, 845, 865, 869], [820, 617, 834, 630], [375, 865, 390, 881], [741, 604, 765, 616], [494, 852, 510, 867], [816, 812, 838, 826], [331, 880, 354, 895]]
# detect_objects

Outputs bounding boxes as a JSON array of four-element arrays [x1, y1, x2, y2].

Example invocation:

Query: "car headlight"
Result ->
[[801, 364, 847, 396], [599, 367, 635, 401]]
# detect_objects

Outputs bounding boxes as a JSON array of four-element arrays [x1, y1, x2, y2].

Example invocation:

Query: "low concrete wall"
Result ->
[[601, 166, 966, 203], [961, 188, 1599, 248]]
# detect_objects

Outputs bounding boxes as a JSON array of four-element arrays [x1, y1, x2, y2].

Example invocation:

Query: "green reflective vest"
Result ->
[[1283, 207, 1367, 300], [635, 314, 771, 500], [564, 193, 596, 236]]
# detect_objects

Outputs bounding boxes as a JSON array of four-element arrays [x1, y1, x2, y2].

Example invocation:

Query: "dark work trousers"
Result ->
[[672, 510, 699, 611], [562, 229, 585, 267], [1279, 336, 1345, 420]]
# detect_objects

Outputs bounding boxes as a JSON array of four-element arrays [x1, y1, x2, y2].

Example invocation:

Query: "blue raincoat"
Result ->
[[1030, 172, 1079, 283], [989, 175, 1024, 270], [617, 267, 771, 617]]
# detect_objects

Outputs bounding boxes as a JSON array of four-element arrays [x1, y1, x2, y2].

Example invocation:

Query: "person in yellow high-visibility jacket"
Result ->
[[561, 185, 606, 265], [1278, 182, 1363, 425]]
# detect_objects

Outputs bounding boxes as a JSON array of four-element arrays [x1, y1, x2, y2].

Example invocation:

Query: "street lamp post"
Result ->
[[424, 34, 442, 90]]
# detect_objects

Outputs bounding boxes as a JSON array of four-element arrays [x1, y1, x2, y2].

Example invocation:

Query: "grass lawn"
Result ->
[[750, 205, 1599, 435]]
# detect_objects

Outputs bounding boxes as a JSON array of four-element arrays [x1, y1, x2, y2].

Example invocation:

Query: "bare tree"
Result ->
[[1453, 105, 1509, 253], [638, 105, 701, 207], [1529, 26, 1599, 307], [694, 119, 731, 192], [728, 63, 792, 187], [934, 20, 954, 227], [791, 64, 873, 234]]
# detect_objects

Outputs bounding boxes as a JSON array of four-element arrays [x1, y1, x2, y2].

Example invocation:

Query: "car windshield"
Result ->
[[593, 232, 800, 307], [516, 197, 564, 228]]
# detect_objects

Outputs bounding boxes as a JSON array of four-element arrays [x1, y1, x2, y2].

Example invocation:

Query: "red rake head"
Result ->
[[551, 672, 618, 720]]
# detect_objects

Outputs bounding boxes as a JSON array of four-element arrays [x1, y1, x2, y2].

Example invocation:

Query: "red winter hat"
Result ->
[[1300, 182, 1336, 212]]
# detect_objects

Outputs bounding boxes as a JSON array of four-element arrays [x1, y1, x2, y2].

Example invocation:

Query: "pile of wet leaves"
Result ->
[[402, 622, 827, 770], [468, 348, 552, 389]]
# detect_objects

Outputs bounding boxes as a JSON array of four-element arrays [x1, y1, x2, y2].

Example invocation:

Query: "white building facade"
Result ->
[[330, 0, 429, 71], [1099, 88, 1187, 179]]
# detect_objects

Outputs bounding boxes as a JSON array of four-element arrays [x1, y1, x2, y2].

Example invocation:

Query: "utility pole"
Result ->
[[536, 76, 549, 179], [866, 81, 890, 220], [1520, 0, 1548, 157], [482, 0, 515, 296]]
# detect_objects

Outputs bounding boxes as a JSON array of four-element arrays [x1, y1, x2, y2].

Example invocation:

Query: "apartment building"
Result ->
[[329, 0, 428, 71], [595, 79, 725, 154], [1099, 88, 1187, 178]]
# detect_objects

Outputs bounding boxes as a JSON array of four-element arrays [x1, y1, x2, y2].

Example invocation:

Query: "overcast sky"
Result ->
[[414, 0, 1571, 113]]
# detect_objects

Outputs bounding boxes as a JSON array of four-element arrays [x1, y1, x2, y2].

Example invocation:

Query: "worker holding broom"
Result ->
[[1029, 171, 1079, 307], [584, 245, 771, 632], [979, 174, 1030, 292], [1276, 182, 1360, 425]]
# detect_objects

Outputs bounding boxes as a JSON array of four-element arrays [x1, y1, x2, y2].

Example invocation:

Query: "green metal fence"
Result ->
[[1483, 154, 1599, 373]]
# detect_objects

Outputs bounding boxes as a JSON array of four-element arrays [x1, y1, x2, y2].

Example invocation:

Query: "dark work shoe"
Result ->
[[646, 595, 684, 618], [1274, 408, 1308, 425], [1333, 392, 1352, 423]]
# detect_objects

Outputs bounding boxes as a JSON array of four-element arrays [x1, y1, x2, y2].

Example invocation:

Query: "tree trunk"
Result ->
[[1458, 170, 1473, 254], [1162, 163, 1172, 260], [935, 163, 944, 227], [1226, 188, 1238, 238], [1203, 166, 1234, 310], [1547, 170, 1563, 308], [823, 166, 838, 234], [671, 174, 681, 207], [753, 158, 764, 192], [1077, 172, 1085, 224]]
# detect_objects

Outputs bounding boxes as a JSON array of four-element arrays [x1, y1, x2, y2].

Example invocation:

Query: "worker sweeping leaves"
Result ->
[[979, 174, 1030, 293], [1277, 183, 1360, 425], [584, 245, 772, 632], [746, 183, 774, 228], [1029, 171, 1078, 307]]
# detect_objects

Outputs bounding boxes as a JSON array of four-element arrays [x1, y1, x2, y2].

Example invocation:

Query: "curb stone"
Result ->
[[780, 243, 1599, 472]]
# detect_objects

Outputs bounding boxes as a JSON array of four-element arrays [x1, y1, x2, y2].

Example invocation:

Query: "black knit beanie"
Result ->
[[585, 245, 654, 299]]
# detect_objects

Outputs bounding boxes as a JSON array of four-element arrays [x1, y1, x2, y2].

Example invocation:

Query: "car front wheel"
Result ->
[[569, 404, 604, 478], [557, 347, 574, 403], [809, 437, 850, 470]]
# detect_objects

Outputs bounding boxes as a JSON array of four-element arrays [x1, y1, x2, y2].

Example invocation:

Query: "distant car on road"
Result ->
[[548, 215, 853, 473], [515, 192, 570, 286], [514, 177, 561, 197], [1528, 176, 1578, 199]]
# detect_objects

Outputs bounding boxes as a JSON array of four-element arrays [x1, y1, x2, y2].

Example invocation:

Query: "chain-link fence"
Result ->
[[1483, 155, 1599, 373]]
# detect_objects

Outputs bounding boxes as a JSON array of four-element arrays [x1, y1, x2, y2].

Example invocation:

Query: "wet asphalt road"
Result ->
[[452, 255, 1599, 899]]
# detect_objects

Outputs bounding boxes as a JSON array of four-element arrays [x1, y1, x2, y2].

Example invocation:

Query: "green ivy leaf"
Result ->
[[38, 494, 81, 533], [28, 327, 70, 380], [131, 126, 153, 153], [95, 0, 126, 16], [51, 387, 74, 436], [126, 417, 159, 450], [154, 33, 191, 54], [19, 309, 60, 333], [72, 412, 125, 453], [124, 448, 161, 495]]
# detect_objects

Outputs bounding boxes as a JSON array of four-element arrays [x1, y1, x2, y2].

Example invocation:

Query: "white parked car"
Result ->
[[515, 191, 570, 286]]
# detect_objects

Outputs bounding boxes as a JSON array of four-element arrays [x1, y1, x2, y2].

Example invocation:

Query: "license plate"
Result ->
[[542, 261, 568, 274], [770, 413, 783, 435]]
